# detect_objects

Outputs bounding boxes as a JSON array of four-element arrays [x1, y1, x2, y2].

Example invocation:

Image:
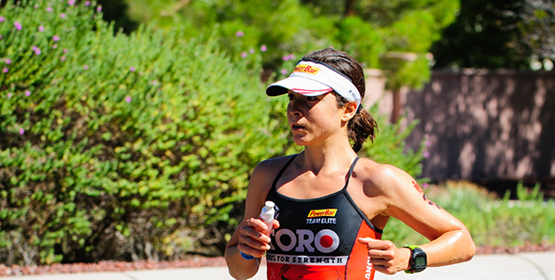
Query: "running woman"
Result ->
[[225, 47, 475, 280]]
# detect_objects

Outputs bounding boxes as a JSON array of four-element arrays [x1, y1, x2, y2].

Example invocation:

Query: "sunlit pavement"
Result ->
[[2, 251, 554, 280]]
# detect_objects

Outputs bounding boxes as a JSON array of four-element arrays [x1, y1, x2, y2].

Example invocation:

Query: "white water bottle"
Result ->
[[240, 201, 275, 260], [259, 201, 275, 235]]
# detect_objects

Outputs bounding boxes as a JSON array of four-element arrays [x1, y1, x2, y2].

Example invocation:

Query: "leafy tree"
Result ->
[[112, 0, 459, 90], [430, 0, 555, 70]]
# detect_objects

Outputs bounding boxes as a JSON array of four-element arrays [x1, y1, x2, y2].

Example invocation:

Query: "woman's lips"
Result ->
[[291, 123, 305, 130]]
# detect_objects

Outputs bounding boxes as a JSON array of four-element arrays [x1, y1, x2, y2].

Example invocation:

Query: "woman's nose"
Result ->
[[288, 99, 303, 116]]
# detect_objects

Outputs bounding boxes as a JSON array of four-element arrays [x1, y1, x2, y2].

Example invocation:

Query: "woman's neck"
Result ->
[[300, 140, 358, 174]]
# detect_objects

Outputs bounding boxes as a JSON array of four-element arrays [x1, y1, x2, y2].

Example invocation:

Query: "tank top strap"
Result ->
[[271, 154, 298, 191], [343, 157, 360, 190]]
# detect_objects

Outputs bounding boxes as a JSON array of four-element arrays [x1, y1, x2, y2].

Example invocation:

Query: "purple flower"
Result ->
[[19, 128, 24, 135], [83, 65, 89, 70], [60, 13, 66, 18], [7, 92, 12, 98], [423, 151, 430, 158], [2, 68, 7, 73], [14, 21, 22, 30], [260, 45, 267, 52], [25, 90, 31, 96], [46, 7, 53, 12], [68, 0, 75, 5], [5, 58, 11, 64], [423, 183, 429, 189], [85, 1, 91, 6], [38, 25, 45, 32], [235, 31, 244, 37], [0, 16, 5, 22], [52, 35, 60, 42], [52, 44, 58, 49], [63, 48, 68, 53], [249, 48, 255, 54], [280, 69, 287, 75], [282, 54, 295, 61], [125, 96, 132, 103], [32, 46, 41, 55], [241, 52, 247, 58], [97, 6, 102, 12], [425, 140, 430, 147], [129, 66, 136, 72]]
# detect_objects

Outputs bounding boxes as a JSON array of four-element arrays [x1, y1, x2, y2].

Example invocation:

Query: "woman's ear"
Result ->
[[341, 102, 358, 122]]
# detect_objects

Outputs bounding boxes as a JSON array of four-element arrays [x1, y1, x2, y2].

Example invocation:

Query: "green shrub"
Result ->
[[360, 110, 424, 178], [482, 183, 555, 247], [0, 0, 291, 265], [0, 0, 425, 266]]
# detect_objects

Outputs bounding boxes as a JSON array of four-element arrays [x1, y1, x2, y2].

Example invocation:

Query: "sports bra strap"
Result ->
[[343, 157, 360, 190], [271, 155, 360, 191], [271, 154, 298, 190]]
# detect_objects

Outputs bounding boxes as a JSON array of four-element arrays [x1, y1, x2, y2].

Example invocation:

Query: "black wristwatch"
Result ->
[[404, 245, 427, 273]]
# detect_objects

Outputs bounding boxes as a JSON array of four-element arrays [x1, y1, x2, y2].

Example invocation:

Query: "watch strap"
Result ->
[[403, 245, 427, 274], [404, 244, 419, 251]]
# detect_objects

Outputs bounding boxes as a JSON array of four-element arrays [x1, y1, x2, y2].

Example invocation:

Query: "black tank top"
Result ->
[[265, 155, 383, 280]]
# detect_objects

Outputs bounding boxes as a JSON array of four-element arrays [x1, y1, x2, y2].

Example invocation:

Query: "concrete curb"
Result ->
[[2, 252, 554, 280]]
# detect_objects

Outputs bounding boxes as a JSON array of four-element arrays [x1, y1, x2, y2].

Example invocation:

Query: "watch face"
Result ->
[[415, 257, 426, 267], [411, 247, 427, 272]]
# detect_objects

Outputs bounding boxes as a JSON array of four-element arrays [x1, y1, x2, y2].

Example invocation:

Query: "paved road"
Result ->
[[2, 252, 554, 280]]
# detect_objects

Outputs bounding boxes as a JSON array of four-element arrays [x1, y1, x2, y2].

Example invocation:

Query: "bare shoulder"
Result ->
[[248, 155, 297, 199], [354, 158, 414, 194], [252, 155, 296, 180]]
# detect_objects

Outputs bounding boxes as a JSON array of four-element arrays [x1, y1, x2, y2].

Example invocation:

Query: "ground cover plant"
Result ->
[[383, 181, 555, 249]]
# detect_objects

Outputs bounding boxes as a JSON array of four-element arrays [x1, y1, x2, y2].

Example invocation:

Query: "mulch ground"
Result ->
[[1, 244, 555, 277]]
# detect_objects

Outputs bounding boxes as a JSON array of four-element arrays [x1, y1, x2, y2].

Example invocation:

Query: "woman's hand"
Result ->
[[237, 218, 280, 258], [358, 237, 411, 275]]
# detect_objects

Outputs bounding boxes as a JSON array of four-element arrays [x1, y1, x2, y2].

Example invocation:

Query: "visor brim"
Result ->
[[266, 76, 332, 97]]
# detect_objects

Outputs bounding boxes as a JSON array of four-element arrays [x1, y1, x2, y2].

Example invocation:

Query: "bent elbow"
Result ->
[[462, 238, 476, 263], [458, 227, 476, 263]]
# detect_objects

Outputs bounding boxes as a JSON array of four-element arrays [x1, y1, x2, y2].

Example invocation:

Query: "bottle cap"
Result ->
[[260, 201, 275, 222]]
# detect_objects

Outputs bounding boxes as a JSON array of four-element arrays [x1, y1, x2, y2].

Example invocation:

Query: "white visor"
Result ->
[[266, 60, 361, 110]]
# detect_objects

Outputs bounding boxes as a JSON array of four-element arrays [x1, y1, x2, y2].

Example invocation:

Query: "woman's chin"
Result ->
[[292, 136, 310, 146]]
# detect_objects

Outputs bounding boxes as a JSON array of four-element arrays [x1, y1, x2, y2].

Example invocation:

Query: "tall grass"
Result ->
[[382, 181, 555, 249]]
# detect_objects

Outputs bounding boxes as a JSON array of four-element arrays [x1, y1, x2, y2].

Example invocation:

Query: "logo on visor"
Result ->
[[293, 65, 321, 75]]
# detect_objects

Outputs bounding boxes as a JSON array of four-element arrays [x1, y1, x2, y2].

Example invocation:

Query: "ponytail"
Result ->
[[349, 107, 378, 153], [335, 96, 378, 152], [303, 47, 378, 152]]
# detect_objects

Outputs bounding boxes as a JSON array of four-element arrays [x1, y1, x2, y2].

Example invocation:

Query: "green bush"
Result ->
[[0, 0, 292, 265], [0, 0, 425, 266], [360, 110, 424, 178]]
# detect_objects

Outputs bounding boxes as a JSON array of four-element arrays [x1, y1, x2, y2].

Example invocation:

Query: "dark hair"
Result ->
[[302, 47, 378, 152]]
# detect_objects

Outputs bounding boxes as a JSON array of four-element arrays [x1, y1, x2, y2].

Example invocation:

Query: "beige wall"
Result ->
[[365, 69, 555, 189]]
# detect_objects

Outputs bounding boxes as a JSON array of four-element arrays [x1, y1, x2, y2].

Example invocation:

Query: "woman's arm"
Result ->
[[359, 164, 475, 275], [224, 158, 284, 280]]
